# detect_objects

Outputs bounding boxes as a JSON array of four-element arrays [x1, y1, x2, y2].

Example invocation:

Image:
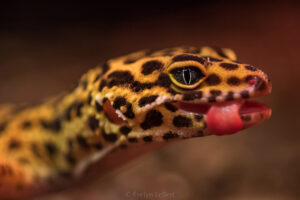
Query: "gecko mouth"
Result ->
[[174, 100, 271, 136]]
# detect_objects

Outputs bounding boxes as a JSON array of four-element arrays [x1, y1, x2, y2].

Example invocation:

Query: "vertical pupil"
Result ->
[[183, 68, 191, 84]]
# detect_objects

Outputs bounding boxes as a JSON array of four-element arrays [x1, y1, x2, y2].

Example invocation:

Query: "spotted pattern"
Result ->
[[22, 121, 32, 129], [164, 102, 178, 112], [173, 54, 205, 64], [120, 126, 131, 135], [163, 132, 179, 140], [183, 92, 203, 101], [40, 119, 61, 132], [205, 74, 221, 86], [88, 116, 99, 131], [241, 90, 250, 99], [227, 76, 241, 85], [0, 46, 271, 199], [143, 136, 153, 142], [173, 115, 192, 127], [138, 95, 158, 107], [220, 63, 239, 70], [141, 60, 163, 75], [140, 110, 163, 130]]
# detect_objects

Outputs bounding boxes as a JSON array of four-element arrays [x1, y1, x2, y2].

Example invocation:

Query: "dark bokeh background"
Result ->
[[0, 1, 299, 199]]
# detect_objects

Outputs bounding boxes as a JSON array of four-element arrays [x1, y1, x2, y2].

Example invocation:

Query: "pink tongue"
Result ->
[[206, 102, 243, 135]]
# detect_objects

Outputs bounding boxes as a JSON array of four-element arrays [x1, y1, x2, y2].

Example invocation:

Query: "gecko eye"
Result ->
[[169, 66, 206, 89]]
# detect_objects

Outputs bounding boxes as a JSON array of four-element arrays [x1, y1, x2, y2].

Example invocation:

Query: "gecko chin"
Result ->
[[174, 99, 271, 136]]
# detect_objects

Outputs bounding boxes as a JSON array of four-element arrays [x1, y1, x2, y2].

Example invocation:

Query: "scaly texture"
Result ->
[[0, 46, 271, 199]]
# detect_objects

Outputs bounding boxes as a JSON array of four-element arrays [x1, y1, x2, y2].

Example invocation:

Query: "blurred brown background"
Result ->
[[0, 1, 299, 199]]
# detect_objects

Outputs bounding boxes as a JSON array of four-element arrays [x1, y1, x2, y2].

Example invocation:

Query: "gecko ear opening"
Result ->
[[103, 100, 125, 125]]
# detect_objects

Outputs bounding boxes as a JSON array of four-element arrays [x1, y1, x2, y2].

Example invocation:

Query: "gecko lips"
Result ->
[[177, 100, 271, 136]]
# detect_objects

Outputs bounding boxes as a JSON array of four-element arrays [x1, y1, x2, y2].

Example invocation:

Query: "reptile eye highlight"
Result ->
[[169, 66, 206, 89]]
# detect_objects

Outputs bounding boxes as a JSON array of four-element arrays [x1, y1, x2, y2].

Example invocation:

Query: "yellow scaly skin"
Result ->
[[0, 46, 271, 199]]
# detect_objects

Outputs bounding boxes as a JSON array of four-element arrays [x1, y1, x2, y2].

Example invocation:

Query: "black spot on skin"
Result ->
[[210, 90, 222, 96], [164, 102, 178, 112], [155, 73, 171, 88], [64, 104, 74, 121], [241, 90, 250, 99], [76, 135, 89, 149], [141, 60, 163, 75], [113, 97, 127, 109], [124, 103, 135, 119], [41, 119, 61, 132], [0, 122, 7, 133], [167, 88, 178, 95], [107, 71, 134, 87], [183, 92, 203, 101], [245, 65, 257, 71], [241, 115, 251, 121], [128, 137, 138, 143], [227, 76, 241, 85], [140, 110, 163, 130], [101, 62, 110, 75], [209, 90, 221, 102], [102, 98, 108, 104], [95, 101, 103, 112], [194, 114, 203, 122], [99, 80, 107, 91], [197, 131, 204, 137], [131, 81, 154, 92], [211, 46, 229, 58], [93, 143, 103, 150], [220, 63, 239, 70], [81, 79, 88, 90], [93, 74, 101, 83], [102, 131, 118, 142], [173, 115, 192, 127], [205, 74, 221, 85], [88, 116, 99, 131], [65, 153, 76, 165], [87, 92, 92, 105], [120, 126, 131, 135], [44, 142, 58, 157], [76, 102, 84, 117], [207, 57, 222, 62], [31, 143, 42, 159], [8, 139, 21, 150], [226, 91, 234, 101], [143, 136, 153, 142], [173, 54, 205, 64], [208, 96, 217, 103], [138, 95, 158, 107], [163, 132, 179, 140], [22, 121, 32, 129]]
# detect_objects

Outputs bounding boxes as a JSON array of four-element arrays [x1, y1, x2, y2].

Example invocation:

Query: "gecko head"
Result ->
[[99, 46, 271, 141], [166, 50, 272, 136]]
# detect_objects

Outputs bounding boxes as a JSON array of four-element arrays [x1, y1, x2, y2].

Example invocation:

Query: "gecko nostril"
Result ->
[[248, 78, 256, 86], [245, 75, 267, 92]]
